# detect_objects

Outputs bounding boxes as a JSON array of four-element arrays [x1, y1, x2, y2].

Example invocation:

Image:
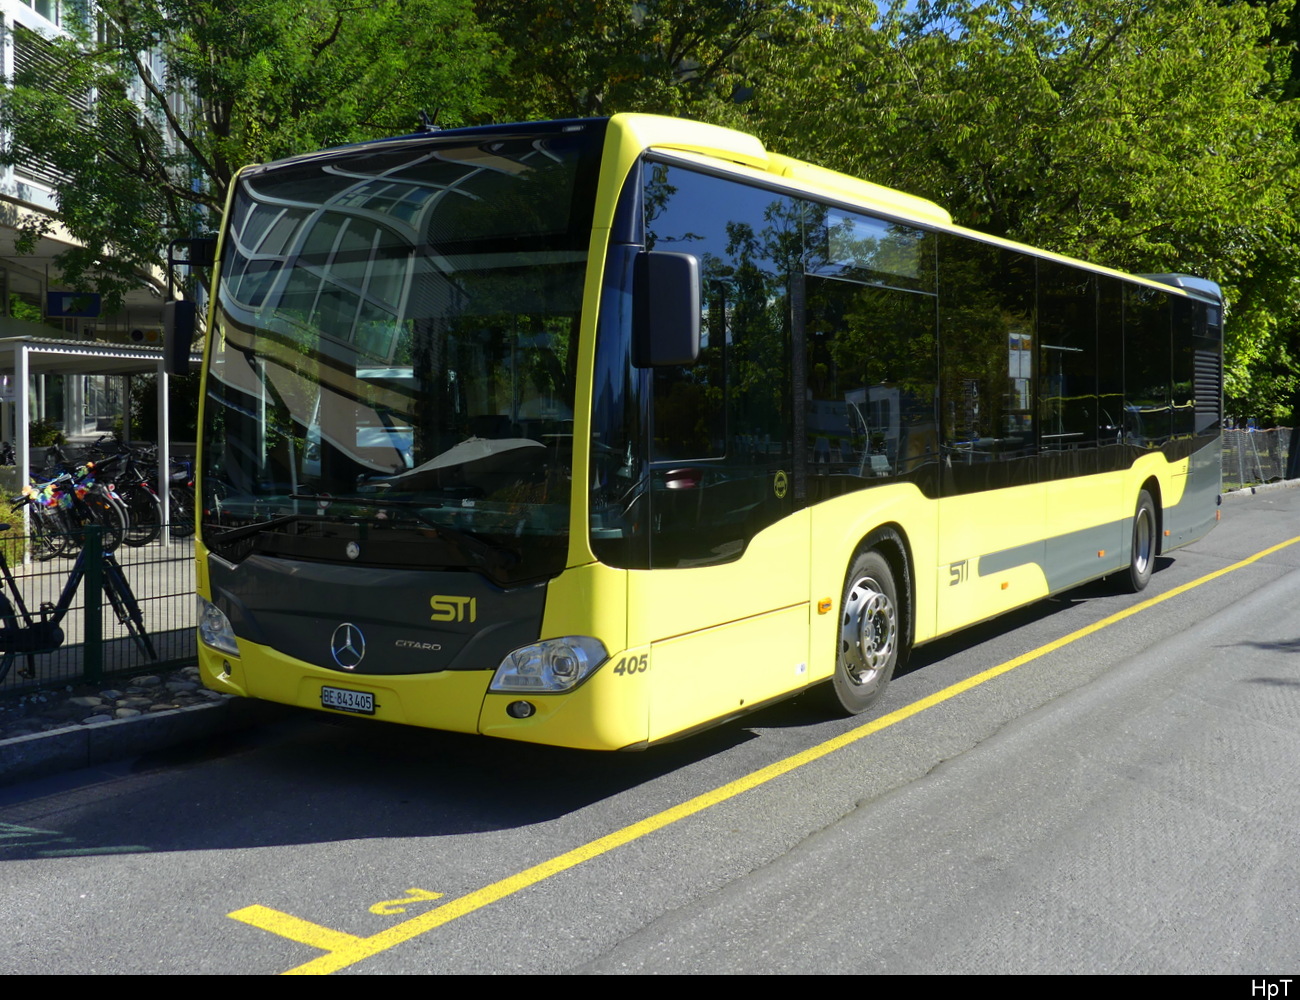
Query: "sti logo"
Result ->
[[430, 595, 478, 623]]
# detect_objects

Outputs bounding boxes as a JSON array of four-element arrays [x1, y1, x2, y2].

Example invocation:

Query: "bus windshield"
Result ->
[[200, 123, 605, 583]]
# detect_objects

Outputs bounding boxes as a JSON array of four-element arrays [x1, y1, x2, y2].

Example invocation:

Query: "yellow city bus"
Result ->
[[176, 114, 1223, 749]]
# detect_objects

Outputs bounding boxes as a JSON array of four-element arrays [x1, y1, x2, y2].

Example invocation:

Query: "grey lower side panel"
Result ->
[[974, 444, 1221, 594], [978, 518, 1127, 595], [1163, 440, 1222, 551]]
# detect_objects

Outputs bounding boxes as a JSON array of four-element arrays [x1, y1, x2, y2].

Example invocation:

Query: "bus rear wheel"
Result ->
[[1125, 490, 1156, 593], [828, 550, 899, 715]]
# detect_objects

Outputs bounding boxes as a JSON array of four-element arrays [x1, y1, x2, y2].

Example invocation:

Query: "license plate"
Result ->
[[321, 686, 375, 715]]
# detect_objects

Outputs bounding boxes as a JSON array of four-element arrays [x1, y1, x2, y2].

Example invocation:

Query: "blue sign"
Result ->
[[45, 292, 101, 318]]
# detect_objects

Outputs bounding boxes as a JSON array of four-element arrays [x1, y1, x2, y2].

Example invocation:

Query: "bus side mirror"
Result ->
[[162, 300, 195, 376], [633, 250, 700, 367]]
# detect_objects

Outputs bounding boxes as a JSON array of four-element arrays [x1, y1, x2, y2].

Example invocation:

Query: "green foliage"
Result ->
[[486, 1, 1300, 421], [0, 0, 503, 311], [475, 0, 787, 120], [8, 0, 1300, 420], [28, 419, 65, 448], [735, 0, 1300, 423]]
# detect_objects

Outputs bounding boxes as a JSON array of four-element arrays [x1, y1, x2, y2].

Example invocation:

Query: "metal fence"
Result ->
[[1223, 428, 1293, 490], [0, 527, 195, 694]]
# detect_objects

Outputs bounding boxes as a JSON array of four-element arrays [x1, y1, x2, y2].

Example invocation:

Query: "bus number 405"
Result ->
[[612, 655, 649, 676]]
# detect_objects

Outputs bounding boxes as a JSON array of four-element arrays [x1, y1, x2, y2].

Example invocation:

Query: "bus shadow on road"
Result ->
[[0, 701, 770, 858], [0, 559, 1187, 859]]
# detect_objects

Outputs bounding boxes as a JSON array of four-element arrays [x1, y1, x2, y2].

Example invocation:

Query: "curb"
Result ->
[[1221, 478, 1300, 501], [0, 696, 288, 788]]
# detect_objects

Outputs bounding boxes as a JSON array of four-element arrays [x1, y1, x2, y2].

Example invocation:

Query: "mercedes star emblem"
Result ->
[[330, 622, 366, 670]]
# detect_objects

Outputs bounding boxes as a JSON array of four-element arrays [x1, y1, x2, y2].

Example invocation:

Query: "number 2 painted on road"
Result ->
[[369, 888, 444, 915]]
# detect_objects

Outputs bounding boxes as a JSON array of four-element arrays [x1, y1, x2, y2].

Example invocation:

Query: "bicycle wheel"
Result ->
[[28, 505, 72, 561], [77, 491, 126, 553], [168, 484, 196, 539], [103, 557, 156, 659], [117, 483, 163, 547]]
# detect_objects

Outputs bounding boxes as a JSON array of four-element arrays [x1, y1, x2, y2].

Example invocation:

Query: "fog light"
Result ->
[[507, 701, 535, 719]]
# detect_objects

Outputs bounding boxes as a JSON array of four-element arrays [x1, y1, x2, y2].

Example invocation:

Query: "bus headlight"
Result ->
[[490, 637, 608, 693], [197, 595, 239, 656]]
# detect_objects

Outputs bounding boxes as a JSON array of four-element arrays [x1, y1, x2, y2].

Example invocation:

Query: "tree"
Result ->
[[0, 1, 504, 311], [474, 0, 789, 120], [735, 0, 1300, 420]]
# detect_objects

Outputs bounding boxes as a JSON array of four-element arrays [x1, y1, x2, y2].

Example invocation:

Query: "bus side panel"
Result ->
[[1161, 440, 1221, 551], [807, 483, 939, 678], [626, 510, 810, 645], [628, 510, 811, 740], [1044, 472, 1126, 591], [647, 605, 810, 743], [935, 482, 1047, 636]]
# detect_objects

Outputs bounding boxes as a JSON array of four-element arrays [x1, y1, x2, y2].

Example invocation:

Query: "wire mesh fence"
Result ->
[[1223, 428, 1294, 491], [0, 526, 195, 695]]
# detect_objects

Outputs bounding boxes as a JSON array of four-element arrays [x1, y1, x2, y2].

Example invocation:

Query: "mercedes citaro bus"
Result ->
[[166, 114, 1222, 749]]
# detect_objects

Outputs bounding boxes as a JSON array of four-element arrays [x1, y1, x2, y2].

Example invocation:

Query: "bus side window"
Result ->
[[938, 238, 1037, 495], [803, 274, 939, 499], [1038, 262, 1098, 480], [1124, 285, 1173, 449]]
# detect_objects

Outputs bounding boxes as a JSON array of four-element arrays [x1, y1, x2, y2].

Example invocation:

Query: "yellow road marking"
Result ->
[[232, 532, 1300, 975], [229, 905, 364, 952]]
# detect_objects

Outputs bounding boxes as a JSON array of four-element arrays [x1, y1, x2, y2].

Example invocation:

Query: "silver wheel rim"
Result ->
[[1134, 507, 1152, 576], [840, 575, 896, 688]]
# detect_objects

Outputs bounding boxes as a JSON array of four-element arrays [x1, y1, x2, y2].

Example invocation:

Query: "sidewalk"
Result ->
[[0, 533, 251, 788], [0, 663, 288, 788]]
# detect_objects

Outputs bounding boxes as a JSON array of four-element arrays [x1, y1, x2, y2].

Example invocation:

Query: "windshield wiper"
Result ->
[[210, 513, 328, 545]]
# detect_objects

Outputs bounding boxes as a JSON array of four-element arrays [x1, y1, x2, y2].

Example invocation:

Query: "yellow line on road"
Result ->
[[229, 905, 364, 952], [244, 532, 1300, 975]]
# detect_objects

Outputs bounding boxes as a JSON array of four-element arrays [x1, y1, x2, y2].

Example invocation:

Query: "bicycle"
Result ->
[[0, 524, 157, 684], [86, 439, 195, 541], [14, 464, 127, 557], [82, 441, 163, 547]]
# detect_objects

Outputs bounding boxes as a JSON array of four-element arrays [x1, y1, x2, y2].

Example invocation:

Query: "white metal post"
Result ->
[[157, 360, 171, 546], [16, 343, 29, 561]]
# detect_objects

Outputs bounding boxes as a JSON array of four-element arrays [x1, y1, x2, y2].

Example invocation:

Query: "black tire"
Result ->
[[117, 483, 163, 547], [76, 492, 125, 553], [1124, 489, 1157, 593], [168, 485, 195, 539], [28, 506, 70, 561], [825, 549, 900, 715]]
